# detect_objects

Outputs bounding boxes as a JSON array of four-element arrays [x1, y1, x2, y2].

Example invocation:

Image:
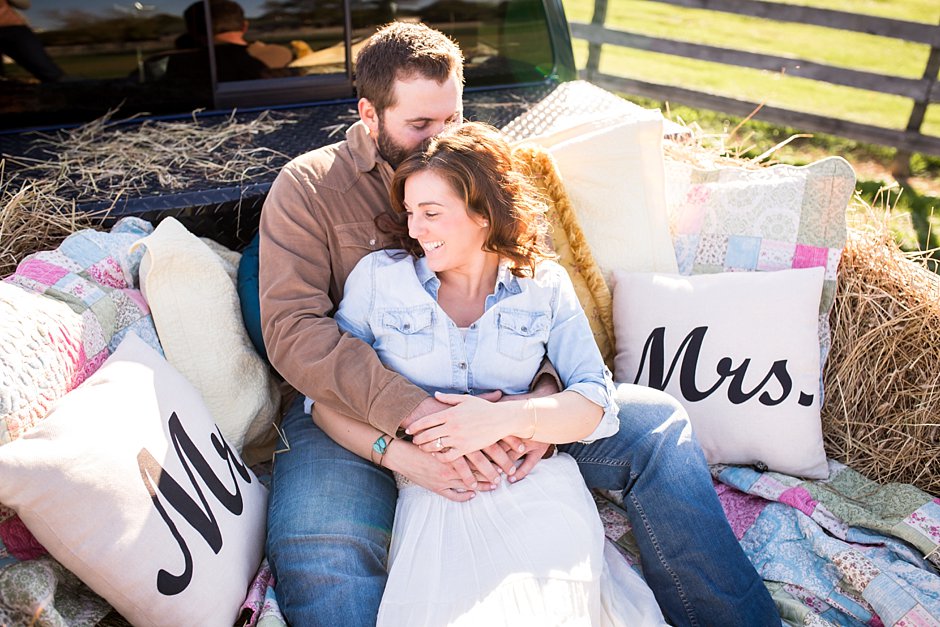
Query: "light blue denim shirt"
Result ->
[[329, 250, 619, 443]]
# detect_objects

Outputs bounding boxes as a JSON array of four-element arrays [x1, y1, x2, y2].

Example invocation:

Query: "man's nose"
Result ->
[[422, 121, 447, 141]]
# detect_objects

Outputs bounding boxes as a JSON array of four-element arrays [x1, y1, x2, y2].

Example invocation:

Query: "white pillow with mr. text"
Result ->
[[0, 333, 267, 627], [612, 267, 828, 479]]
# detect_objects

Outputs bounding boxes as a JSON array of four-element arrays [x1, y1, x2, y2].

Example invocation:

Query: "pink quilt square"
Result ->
[[715, 482, 768, 541], [87, 257, 128, 289], [793, 244, 829, 269], [757, 239, 796, 271], [673, 186, 709, 235], [779, 487, 818, 517], [15, 258, 69, 287]]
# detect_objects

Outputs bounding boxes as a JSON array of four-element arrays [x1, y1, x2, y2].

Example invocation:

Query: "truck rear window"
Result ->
[[0, 0, 559, 130]]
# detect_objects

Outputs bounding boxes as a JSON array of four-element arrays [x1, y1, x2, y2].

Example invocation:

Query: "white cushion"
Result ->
[[612, 268, 829, 479], [522, 110, 678, 283], [133, 218, 280, 454], [0, 333, 267, 627]]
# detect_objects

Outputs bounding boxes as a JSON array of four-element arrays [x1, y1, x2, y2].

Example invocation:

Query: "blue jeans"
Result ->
[[560, 384, 778, 626], [266, 386, 779, 626]]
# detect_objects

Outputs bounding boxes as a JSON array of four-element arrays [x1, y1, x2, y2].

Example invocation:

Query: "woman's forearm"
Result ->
[[312, 408, 385, 462], [313, 408, 424, 479], [503, 390, 603, 444]]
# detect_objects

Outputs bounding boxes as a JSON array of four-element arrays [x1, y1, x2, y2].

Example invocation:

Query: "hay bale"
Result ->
[[822, 211, 940, 495]]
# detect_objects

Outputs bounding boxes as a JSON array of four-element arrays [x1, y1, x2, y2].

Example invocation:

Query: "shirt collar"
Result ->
[[346, 120, 392, 175], [415, 256, 440, 296], [495, 260, 522, 295], [414, 257, 521, 299]]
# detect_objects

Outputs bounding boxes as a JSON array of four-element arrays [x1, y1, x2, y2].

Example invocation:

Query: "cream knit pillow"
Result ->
[[133, 218, 280, 455]]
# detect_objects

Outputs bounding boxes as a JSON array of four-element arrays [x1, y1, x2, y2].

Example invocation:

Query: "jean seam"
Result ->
[[569, 456, 629, 467], [629, 476, 699, 627]]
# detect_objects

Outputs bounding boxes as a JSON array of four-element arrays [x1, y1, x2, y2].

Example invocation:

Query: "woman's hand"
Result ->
[[407, 392, 522, 462], [387, 439, 497, 502]]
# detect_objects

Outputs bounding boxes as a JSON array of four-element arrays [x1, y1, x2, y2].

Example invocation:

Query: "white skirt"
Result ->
[[377, 453, 668, 626]]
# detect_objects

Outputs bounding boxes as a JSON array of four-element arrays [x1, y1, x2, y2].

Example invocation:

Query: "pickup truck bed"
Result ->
[[0, 83, 557, 250]]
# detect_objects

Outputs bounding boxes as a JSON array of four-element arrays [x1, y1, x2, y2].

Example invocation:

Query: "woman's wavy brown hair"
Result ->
[[380, 122, 555, 277]]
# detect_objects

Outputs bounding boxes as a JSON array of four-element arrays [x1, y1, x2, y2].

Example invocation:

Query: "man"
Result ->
[[0, 0, 64, 83], [167, 0, 270, 83], [260, 21, 779, 627]]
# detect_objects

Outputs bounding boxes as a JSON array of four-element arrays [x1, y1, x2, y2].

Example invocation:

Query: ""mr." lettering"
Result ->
[[137, 412, 253, 596]]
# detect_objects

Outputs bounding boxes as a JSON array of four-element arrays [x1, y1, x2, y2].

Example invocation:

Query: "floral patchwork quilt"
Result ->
[[2, 219, 939, 626], [597, 461, 940, 627]]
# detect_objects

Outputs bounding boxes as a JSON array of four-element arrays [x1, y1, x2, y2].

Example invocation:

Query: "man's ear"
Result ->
[[358, 98, 379, 135]]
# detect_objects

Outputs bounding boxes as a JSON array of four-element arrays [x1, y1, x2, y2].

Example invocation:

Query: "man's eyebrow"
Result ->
[[403, 112, 460, 123]]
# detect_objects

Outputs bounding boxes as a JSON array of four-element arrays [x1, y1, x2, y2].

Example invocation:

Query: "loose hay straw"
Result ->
[[0, 109, 294, 277], [0, 160, 108, 278], [3, 110, 293, 199]]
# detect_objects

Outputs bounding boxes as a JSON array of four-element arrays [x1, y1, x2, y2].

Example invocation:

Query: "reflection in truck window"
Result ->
[[0, 0, 558, 129]]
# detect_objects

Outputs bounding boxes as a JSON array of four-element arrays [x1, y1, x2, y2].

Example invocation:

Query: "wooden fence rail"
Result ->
[[571, 0, 940, 170]]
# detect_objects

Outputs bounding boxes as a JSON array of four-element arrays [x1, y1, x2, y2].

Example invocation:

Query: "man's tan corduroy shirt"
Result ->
[[259, 121, 428, 436]]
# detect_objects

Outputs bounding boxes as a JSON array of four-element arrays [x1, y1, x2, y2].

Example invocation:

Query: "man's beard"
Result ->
[[375, 115, 414, 169]]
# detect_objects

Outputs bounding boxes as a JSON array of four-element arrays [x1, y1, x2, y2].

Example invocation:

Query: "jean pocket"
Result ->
[[496, 308, 549, 360], [379, 305, 435, 359]]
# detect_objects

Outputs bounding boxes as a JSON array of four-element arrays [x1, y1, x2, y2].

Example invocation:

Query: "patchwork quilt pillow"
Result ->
[[1, 217, 160, 446], [612, 267, 829, 478], [0, 333, 267, 627], [665, 156, 855, 375]]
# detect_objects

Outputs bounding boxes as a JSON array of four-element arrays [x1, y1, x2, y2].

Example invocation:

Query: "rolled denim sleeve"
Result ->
[[543, 263, 619, 443]]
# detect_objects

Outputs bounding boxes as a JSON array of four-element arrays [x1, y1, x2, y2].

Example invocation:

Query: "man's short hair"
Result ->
[[184, 0, 245, 38], [209, 0, 246, 34], [355, 22, 464, 114]]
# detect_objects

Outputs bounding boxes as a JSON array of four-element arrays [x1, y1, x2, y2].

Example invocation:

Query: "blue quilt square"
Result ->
[[725, 235, 761, 270]]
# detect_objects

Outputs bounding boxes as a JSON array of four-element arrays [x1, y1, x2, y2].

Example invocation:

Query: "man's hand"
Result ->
[[507, 440, 553, 483], [400, 389, 503, 433], [400, 395, 452, 434], [388, 440, 497, 502]]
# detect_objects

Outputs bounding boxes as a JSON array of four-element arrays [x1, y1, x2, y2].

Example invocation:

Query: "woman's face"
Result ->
[[404, 169, 489, 275]]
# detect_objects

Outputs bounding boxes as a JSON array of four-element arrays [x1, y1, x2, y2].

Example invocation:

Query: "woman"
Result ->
[[314, 122, 666, 625]]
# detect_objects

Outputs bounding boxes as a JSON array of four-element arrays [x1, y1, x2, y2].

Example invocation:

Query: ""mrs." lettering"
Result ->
[[634, 326, 814, 407]]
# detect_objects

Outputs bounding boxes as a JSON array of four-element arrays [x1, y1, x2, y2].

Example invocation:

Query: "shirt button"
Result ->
[[521, 326, 528, 332], [458, 362, 467, 370], [402, 323, 410, 330], [369, 238, 376, 246], [469, 323, 476, 329]]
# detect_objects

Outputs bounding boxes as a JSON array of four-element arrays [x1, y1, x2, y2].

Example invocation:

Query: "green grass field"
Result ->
[[562, 0, 940, 253]]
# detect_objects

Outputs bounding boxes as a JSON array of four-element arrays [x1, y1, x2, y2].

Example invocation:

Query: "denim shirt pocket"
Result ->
[[496, 308, 550, 360], [379, 305, 435, 359]]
